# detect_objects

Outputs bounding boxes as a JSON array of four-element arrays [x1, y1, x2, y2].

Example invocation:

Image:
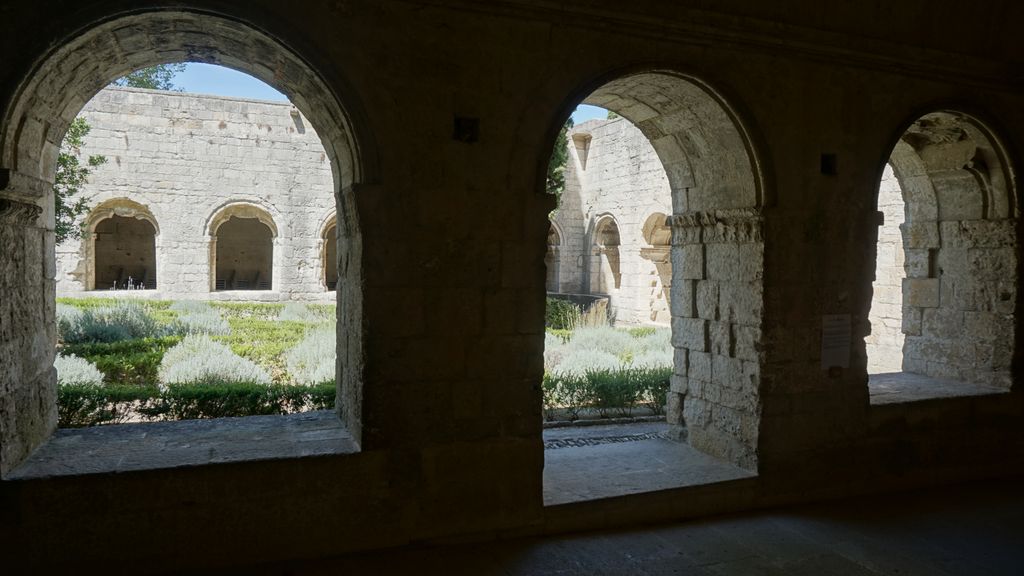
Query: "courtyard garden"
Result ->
[[542, 298, 672, 422], [54, 296, 671, 427], [55, 298, 337, 427]]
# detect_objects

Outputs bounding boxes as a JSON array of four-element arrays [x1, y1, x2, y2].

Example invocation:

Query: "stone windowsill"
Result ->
[[6, 410, 357, 481], [868, 372, 1010, 405]]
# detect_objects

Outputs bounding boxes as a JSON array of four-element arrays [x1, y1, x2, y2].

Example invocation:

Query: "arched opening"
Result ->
[[866, 165, 906, 373], [0, 10, 367, 475], [641, 212, 672, 325], [73, 198, 161, 291], [591, 215, 621, 294], [323, 217, 339, 291], [541, 71, 764, 505], [868, 111, 1016, 403], [93, 215, 157, 290], [209, 206, 276, 291], [546, 222, 562, 292]]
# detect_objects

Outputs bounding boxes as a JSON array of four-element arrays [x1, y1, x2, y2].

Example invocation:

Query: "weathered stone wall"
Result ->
[[55, 87, 336, 300], [670, 210, 764, 469], [0, 200, 57, 477], [0, 1, 1022, 572], [895, 114, 1016, 388], [552, 117, 673, 325], [867, 165, 905, 373]]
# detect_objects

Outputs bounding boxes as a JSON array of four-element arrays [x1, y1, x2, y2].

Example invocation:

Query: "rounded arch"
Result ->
[[867, 107, 1018, 390], [534, 67, 768, 213], [85, 198, 160, 236], [592, 214, 621, 247], [547, 219, 563, 247], [86, 198, 160, 291], [642, 212, 671, 247], [206, 201, 280, 239], [320, 211, 339, 291], [0, 8, 372, 456], [1, 10, 370, 202], [545, 220, 563, 293], [877, 108, 1018, 222], [536, 67, 768, 471]]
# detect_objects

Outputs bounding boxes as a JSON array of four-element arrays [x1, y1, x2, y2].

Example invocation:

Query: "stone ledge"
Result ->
[[5, 410, 357, 480]]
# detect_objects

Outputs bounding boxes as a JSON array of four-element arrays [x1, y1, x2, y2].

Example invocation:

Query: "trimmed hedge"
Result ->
[[542, 365, 671, 421], [58, 381, 336, 428], [545, 298, 582, 330], [61, 336, 181, 385]]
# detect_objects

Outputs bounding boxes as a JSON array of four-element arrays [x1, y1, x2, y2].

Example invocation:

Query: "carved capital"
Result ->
[[0, 198, 43, 225], [669, 209, 763, 244]]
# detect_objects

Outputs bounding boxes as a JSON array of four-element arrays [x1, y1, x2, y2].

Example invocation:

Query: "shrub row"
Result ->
[[545, 298, 582, 330], [542, 366, 671, 421], [57, 381, 336, 428], [61, 336, 182, 385]]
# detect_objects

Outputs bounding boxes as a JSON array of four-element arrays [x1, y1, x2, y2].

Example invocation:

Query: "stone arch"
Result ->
[[546, 221, 562, 293], [320, 212, 339, 291], [207, 202, 278, 291], [85, 198, 160, 290], [545, 69, 766, 470], [591, 214, 622, 294], [0, 9, 371, 473], [870, 110, 1017, 392], [641, 212, 672, 324]]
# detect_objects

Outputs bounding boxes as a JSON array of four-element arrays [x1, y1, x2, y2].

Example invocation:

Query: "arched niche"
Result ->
[[207, 203, 278, 291], [321, 213, 339, 291], [546, 221, 562, 293], [870, 110, 1018, 393], [641, 212, 672, 324], [0, 9, 370, 474], [591, 215, 622, 294], [85, 199, 160, 290]]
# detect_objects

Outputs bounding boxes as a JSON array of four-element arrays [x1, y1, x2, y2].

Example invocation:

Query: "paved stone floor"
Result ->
[[867, 372, 1008, 404], [213, 476, 1024, 576], [543, 422, 755, 506], [8, 410, 355, 479]]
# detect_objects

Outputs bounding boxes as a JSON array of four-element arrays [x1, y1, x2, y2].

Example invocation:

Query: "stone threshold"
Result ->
[[543, 415, 665, 429], [543, 421, 755, 506], [868, 372, 1010, 405], [6, 410, 357, 480]]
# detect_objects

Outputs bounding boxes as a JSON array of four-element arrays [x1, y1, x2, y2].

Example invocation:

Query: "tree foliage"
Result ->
[[54, 118, 106, 243], [546, 117, 574, 205], [111, 63, 186, 91]]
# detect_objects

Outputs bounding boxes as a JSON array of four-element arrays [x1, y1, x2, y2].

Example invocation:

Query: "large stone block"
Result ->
[[689, 350, 712, 381], [719, 281, 763, 325], [902, 305, 923, 335], [705, 242, 739, 281], [903, 278, 940, 308], [671, 278, 697, 318], [709, 321, 731, 355], [680, 244, 705, 280], [675, 317, 709, 351], [903, 249, 931, 278], [900, 221, 940, 249], [696, 280, 719, 319], [733, 324, 761, 361]]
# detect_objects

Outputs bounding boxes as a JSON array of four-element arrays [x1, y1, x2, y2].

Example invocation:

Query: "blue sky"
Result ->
[[171, 63, 609, 122]]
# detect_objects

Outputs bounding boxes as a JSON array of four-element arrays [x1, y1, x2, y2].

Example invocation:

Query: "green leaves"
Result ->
[[111, 63, 186, 91], [54, 117, 106, 243], [546, 117, 574, 204]]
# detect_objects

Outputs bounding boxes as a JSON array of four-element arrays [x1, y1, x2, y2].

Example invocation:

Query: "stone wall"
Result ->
[[551, 117, 673, 326], [55, 87, 336, 301], [0, 2, 1022, 572], [867, 165, 906, 373]]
